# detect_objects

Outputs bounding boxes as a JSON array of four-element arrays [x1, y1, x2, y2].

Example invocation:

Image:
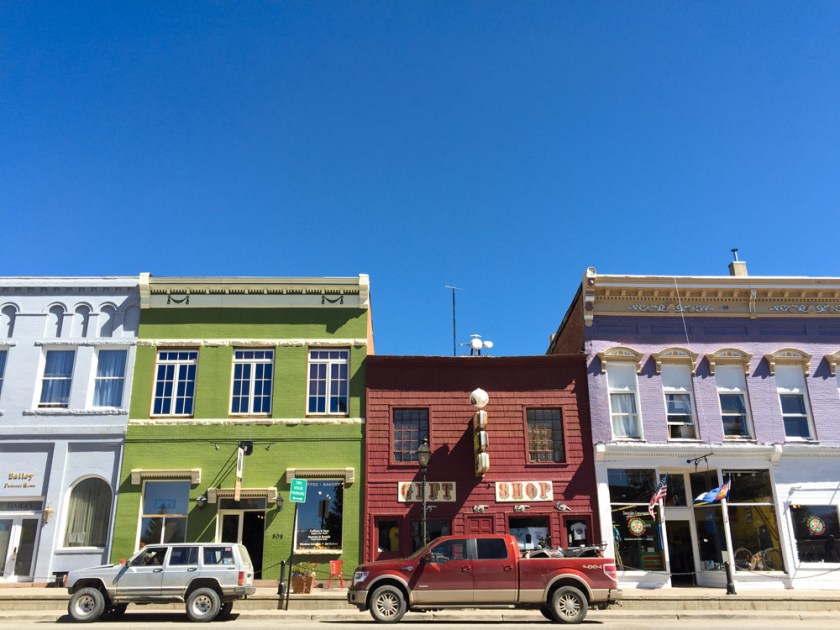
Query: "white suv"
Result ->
[[66, 543, 255, 623]]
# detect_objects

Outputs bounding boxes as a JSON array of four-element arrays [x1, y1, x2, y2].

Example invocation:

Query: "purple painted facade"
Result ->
[[550, 266, 840, 591]]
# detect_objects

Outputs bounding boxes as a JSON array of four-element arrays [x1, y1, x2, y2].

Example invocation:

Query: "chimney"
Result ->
[[728, 249, 748, 277]]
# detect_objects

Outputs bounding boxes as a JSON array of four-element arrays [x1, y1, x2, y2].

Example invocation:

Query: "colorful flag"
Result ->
[[648, 474, 668, 519], [693, 478, 731, 505]]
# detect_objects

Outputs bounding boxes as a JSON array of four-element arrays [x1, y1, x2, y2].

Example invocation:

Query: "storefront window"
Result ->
[[64, 477, 112, 547], [377, 519, 401, 555], [139, 481, 189, 546], [724, 470, 783, 572], [294, 479, 343, 552], [509, 516, 550, 550], [665, 474, 688, 507], [608, 468, 656, 503], [608, 468, 664, 571], [791, 506, 840, 563], [411, 520, 450, 551]]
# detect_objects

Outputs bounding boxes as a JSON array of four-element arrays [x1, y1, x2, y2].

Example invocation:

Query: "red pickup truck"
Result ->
[[348, 534, 620, 623]]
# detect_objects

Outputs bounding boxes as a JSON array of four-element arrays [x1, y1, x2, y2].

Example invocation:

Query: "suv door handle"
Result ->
[[187, 568, 198, 572], [153, 568, 163, 573]]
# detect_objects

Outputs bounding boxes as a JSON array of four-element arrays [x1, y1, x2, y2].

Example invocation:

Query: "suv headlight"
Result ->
[[352, 570, 369, 586]]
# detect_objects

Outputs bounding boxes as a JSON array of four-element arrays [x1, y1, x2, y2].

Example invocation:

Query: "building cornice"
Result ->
[[139, 273, 370, 310], [135, 338, 367, 348], [581, 268, 840, 325], [129, 417, 365, 426], [594, 441, 840, 460]]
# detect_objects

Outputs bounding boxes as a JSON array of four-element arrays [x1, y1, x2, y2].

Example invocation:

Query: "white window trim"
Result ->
[[660, 363, 698, 440], [35, 346, 76, 409], [605, 362, 643, 440], [135, 478, 192, 549], [87, 346, 130, 409], [229, 348, 274, 416], [774, 365, 816, 441], [306, 348, 350, 416], [151, 349, 198, 417], [715, 365, 754, 440], [57, 474, 112, 552]]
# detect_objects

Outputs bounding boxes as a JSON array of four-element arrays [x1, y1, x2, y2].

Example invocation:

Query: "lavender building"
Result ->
[[550, 260, 840, 590]]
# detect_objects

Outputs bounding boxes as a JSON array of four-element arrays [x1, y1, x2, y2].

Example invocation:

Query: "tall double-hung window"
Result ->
[[661, 364, 697, 439], [231, 349, 273, 415], [775, 365, 814, 440], [139, 481, 189, 545], [606, 363, 642, 439], [526, 408, 565, 463], [93, 349, 127, 407], [152, 350, 198, 416], [714, 364, 753, 439], [307, 349, 349, 415], [39, 349, 76, 408]]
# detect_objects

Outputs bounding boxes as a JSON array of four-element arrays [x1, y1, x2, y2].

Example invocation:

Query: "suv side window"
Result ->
[[476, 538, 507, 560], [170, 546, 199, 565], [132, 546, 167, 567], [203, 546, 235, 566]]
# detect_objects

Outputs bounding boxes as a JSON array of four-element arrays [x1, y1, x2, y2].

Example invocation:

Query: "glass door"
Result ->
[[0, 518, 39, 582]]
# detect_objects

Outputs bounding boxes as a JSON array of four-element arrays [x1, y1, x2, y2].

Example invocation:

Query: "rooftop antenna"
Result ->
[[445, 285, 461, 356], [731, 248, 739, 261]]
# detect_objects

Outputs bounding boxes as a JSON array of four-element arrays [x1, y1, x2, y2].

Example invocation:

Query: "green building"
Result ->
[[110, 274, 372, 582]]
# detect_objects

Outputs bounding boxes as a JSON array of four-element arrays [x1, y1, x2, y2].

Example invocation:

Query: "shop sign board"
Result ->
[[397, 481, 457, 502], [495, 481, 554, 502]]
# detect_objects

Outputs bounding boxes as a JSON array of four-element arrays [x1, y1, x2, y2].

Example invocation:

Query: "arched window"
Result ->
[[99, 305, 117, 338], [73, 305, 91, 338], [64, 478, 112, 548], [1, 305, 17, 337], [47, 305, 65, 338]]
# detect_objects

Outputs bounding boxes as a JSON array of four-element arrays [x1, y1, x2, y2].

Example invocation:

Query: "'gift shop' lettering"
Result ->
[[397, 481, 456, 502], [495, 481, 554, 502]]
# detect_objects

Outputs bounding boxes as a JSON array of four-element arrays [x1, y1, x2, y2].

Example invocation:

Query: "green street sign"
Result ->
[[289, 478, 308, 503]]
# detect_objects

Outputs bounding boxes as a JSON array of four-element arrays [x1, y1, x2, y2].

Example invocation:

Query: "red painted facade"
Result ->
[[363, 355, 600, 563]]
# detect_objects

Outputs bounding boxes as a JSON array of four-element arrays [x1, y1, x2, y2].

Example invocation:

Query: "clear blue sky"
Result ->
[[2, 1, 839, 356]]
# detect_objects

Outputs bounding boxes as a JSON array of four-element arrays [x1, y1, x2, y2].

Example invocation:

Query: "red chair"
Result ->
[[327, 560, 344, 588]]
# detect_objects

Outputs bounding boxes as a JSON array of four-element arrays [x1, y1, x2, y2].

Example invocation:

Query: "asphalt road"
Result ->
[[0, 613, 836, 629]]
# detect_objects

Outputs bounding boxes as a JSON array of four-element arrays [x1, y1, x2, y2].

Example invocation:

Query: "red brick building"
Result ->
[[363, 355, 600, 562]]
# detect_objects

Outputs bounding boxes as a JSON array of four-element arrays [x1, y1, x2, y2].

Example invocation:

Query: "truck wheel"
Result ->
[[186, 587, 221, 622], [68, 587, 106, 623], [216, 602, 233, 619], [369, 585, 407, 623], [549, 585, 588, 624]]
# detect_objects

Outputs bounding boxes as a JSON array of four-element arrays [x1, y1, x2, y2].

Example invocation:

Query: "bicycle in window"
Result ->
[[733, 547, 783, 571]]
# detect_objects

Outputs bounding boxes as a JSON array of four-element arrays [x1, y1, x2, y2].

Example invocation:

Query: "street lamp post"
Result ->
[[416, 438, 431, 546]]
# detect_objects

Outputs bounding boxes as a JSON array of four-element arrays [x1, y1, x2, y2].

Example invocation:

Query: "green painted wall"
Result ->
[[112, 306, 368, 581]]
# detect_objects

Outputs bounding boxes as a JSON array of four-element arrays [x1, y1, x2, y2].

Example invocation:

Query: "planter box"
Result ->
[[291, 575, 315, 594]]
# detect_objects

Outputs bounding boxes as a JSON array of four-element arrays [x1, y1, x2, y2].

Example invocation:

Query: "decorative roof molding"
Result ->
[[35, 339, 137, 347], [707, 348, 753, 375], [581, 272, 840, 320], [23, 408, 128, 416], [764, 348, 813, 376], [139, 274, 370, 310], [136, 338, 367, 348], [129, 417, 364, 426], [285, 467, 355, 484], [825, 351, 840, 376], [596, 346, 644, 374], [206, 487, 277, 504], [130, 468, 201, 485], [652, 347, 699, 374]]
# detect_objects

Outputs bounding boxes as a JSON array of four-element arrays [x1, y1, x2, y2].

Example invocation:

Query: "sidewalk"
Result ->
[[1, 584, 840, 621]]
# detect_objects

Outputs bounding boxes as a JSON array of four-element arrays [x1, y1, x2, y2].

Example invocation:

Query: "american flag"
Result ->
[[648, 474, 668, 519]]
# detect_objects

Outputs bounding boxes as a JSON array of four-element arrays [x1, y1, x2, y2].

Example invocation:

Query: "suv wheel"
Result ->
[[186, 587, 221, 622], [68, 587, 106, 623]]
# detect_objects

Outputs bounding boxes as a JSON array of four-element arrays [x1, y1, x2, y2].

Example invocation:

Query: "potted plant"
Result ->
[[291, 562, 318, 594]]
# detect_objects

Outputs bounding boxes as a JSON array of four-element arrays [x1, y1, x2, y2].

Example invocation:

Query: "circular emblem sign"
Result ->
[[807, 515, 826, 536], [628, 517, 647, 537]]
